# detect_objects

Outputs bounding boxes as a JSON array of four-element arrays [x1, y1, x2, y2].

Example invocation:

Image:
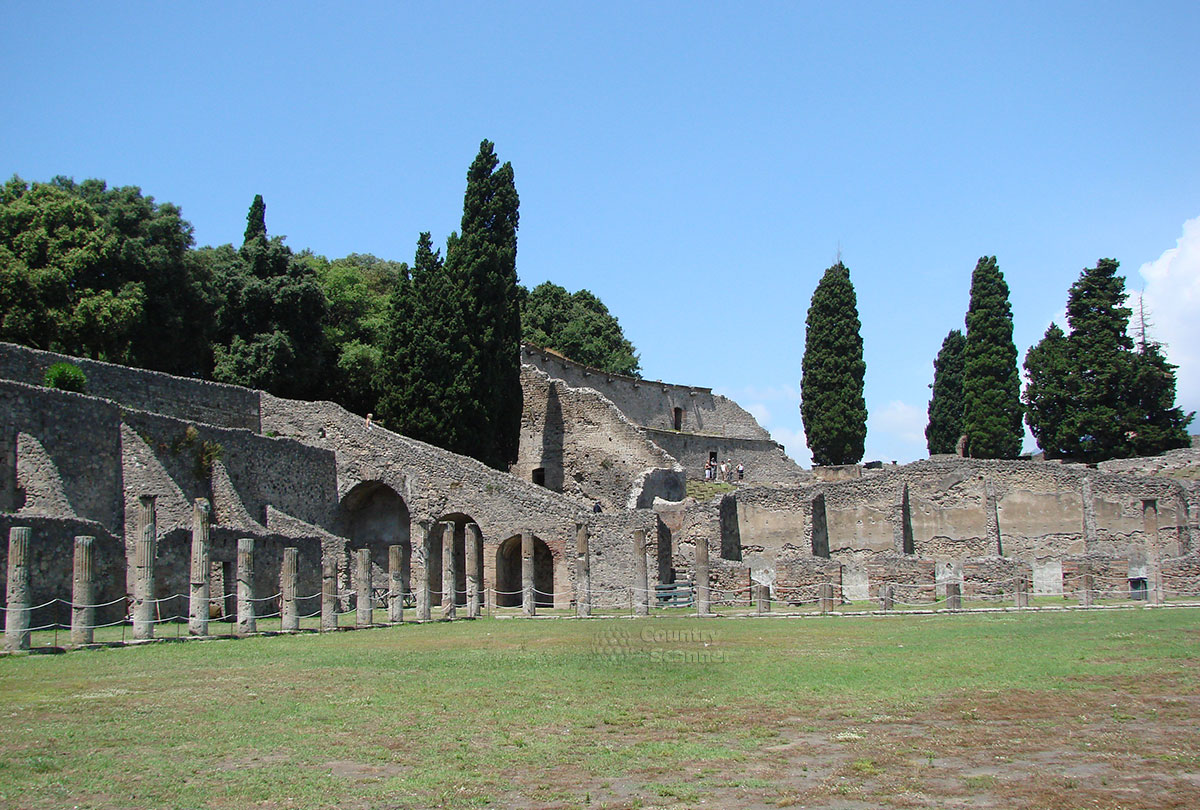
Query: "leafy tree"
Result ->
[[0, 177, 144, 360], [53, 177, 214, 377], [962, 256, 1022, 459], [1026, 259, 1192, 461], [443, 140, 522, 470], [209, 197, 328, 400], [244, 194, 266, 244], [378, 232, 472, 445], [1126, 342, 1193, 456], [521, 281, 640, 375], [1022, 323, 1073, 458], [800, 262, 867, 466], [925, 329, 966, 454], [307, 252, 405, 415]]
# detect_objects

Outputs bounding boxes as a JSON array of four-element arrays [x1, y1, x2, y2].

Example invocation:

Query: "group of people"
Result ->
[[704, 458, 743, 483]]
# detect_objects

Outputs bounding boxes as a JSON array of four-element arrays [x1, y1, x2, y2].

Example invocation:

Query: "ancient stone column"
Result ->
[[521, 530, 536, 617], [633, 529, 650, 617], [417, 523, 433, 621], [818, 581, 834, 614], [756, 583, 770, 614], [442, 523, 457, 621], [5, 526, 31, 652], [354, 548, 372, 628], [1078, 569, 1093, 607], [574, 523, 591, 618], [71, 536, 96, 645], [879, 583, 894, 612], [388, 544, 404, 623], [465, 523, 482, 619], [946, 582, 962, 611], [236, 538, 256, 636], [1081, 478, 1098, 549], [189, 498, 211, 637], [281, 547, 299, 632], [132, 495, 157, 640], [321, 557, 338, 631], [695, 534, 711, 616], [1014, 575, 1029, 609]]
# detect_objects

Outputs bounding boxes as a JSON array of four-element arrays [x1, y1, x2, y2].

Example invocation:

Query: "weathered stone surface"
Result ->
[[5, 526, 31, 651], [236, 537, 256, 636], [71, 535, 95, 645]]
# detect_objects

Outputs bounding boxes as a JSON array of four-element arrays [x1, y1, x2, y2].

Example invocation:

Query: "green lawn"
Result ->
[[2, 608, 1198, 809]]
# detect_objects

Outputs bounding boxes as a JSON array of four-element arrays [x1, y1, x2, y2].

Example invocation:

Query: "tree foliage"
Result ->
[[378, 232, 474, 447], [521, 281, 640, 376], [962, 256, 1022, 459], [801, 262, 867, 466], [441, 140, 523, 469], [1024, 259, 1192, 461], [1022, 323, 1072, 458], [925, 329, 966, 455], [208, 197, 328, 400]]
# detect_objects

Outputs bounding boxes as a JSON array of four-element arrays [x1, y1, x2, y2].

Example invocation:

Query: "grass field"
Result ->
[[2, 608, 1198, 809]]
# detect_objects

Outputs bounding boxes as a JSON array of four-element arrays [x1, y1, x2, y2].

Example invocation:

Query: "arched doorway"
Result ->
[[495, 534, 554, 608], [432, 513, 482, 607], [337, 482, 411, 599]]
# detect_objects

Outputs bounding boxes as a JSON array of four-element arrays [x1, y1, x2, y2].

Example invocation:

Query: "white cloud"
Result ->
[[768, 426, 811, 467], [871, 400, 927, 445], [1134, 215, 1200, 416], [745, 402, 771, 426]]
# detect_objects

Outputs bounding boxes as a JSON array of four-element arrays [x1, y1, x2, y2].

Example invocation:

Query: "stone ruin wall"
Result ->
[[0, 342, 261, 432], [0, 343, 663, 618], [663, 457, 1199, 602], [514, 364, 685, 511], [521, 344, 805, 483]]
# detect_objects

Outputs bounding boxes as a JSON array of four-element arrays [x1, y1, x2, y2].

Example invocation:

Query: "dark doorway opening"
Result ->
[[532, 467, 546, 487], [673, 407, 683, 431]]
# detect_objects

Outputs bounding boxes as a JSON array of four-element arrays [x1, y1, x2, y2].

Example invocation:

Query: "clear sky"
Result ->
[[5, 2, 1197, 465]]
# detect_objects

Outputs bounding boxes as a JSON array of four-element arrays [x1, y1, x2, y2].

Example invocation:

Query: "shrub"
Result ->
[[44, 362, 87, 393]]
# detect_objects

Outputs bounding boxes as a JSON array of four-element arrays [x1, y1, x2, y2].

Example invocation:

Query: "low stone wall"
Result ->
[[0, 342, 261, 432]]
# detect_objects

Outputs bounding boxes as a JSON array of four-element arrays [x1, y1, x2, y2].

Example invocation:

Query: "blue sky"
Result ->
[[5, 2, 1198, 465]]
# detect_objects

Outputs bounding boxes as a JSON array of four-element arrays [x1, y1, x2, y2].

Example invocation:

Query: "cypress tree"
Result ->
[[800, 262, 867, 466], [243, 194, 266, 244], [378, 233, 473, 446], [925, 329, 966, 455], [1050, 259, 1194, 461], [1022, 323, 1073, 458], [1062, 258, 1133, 460], [962, 256, 1022, 459], [1126, 342, 1193, 456], [442, 140, 521, 470]]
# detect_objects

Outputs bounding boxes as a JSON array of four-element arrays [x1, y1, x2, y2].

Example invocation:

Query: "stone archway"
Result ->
[[337, 481, 411, 599], [495, 534, 553, 608]]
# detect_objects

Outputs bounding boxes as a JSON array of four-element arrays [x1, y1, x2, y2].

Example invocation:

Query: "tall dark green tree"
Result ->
[[378, 232, 474, 448], [925, 329, 966, 455], [442, 140, 522, 470], [243, 194, 266, 244], [521, 281, 641, 376], [1025, 259, 1192, 461], [961, 256, 1022, 459], [1061, 258, 1134, 460], [800, 262, 867, 466], [1126, 341, 1193, 456], [1022, 323, 1073, 458], [209, 196, 328, 400]]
